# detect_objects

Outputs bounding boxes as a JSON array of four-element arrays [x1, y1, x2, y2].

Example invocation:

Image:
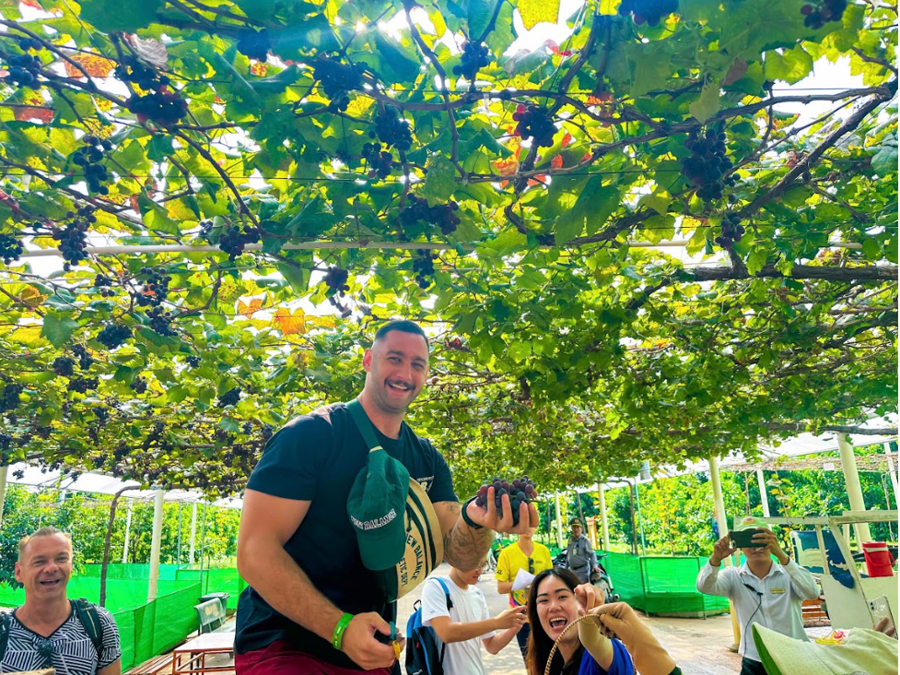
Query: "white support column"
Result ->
[[709, 456, 741, 650], [597, 483, 610, 551], [837, 433, 872, 543], [554, 492, 564, 549], [0, 465, 8, 529], [756, 469, 771, 517], [147, 489, 166, 603], [189, 502, 198, 565], [122, 499, 133, 564], [884, 443, 899, 509]]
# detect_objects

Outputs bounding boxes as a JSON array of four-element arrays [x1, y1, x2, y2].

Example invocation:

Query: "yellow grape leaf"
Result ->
[[237, 298, 264, 317], [517, 0, 561, 30], [18, 286, 47, 307], [598, 0, 621, 14], [217, 278, 241, 304], [344, 96, 374, 117], [64, 52, 116, 78], [273, 308, 306, 335], [9, 325, 42, 345], [308, 315, 337, 329]]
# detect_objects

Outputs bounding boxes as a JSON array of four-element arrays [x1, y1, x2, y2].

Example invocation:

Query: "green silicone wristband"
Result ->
[[461, 497, 484, 530], [332, 612, 353, 650]]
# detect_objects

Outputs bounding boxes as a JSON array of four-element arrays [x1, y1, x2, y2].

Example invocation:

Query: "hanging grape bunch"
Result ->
[[0, 234, 23, 264], [313, 58, 364, 112], [2, 39, 43, 89], [52, 356, 75, 377], [361, 142, 394, 180], [185, 355, 201, 368], [135, 266, 171, 307], [513, 105, 556, 148], [67, 376, 99, 393], [218, 223, 261, 260], [146, 306, 176, 336], [371, 106, 412, 152], [70, 136, 112, 195], [617, 0, 679, 26], [715, 213, 745, 251], [96, 322, 132, 350], [474, 476, 539, 526], [0, 383, 23, 412], [236, 28, 271, 61], [93, 273, 115, 297], [801, 0, 847, 28], [217, 387, 242, 408], [680, 123, 735, 202], [118, 55, 188, 126], [399, 196, 460, 235], [72, 344, 94, 370], [323, 266, 350, 296], [52, 206, 95, 271], [412, 250, 437, 289], [453, 41, 491, 80]]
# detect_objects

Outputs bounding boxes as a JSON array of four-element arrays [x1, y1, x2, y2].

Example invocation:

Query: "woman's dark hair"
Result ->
[[525, 567, 585, 675]]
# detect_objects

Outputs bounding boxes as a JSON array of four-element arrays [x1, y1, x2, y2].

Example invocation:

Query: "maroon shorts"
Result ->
[[235, 640, 393, 675]]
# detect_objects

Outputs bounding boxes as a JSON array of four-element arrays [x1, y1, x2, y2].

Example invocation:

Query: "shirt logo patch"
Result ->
[[414, 475, 434, 493], [770, 588, 786, 594]]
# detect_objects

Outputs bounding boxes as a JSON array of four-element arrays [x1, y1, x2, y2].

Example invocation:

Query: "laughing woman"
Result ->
[[525, 568, 634, 675]]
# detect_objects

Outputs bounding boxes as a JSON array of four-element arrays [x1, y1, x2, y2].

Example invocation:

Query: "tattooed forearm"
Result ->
[[442, 503, 494, 570]]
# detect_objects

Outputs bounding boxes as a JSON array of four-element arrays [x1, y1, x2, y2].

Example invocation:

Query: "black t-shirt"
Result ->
[[234, 402, 457, 668]]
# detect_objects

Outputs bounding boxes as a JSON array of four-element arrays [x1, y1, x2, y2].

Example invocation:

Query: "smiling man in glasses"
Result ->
[[0, 527, 121, 675], [495, 524, 553, 660]]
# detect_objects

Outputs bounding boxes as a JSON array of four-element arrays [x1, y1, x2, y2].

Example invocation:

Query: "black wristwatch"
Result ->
[[461, 497, 484, 530]]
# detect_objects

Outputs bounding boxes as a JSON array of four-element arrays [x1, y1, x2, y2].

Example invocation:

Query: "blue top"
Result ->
[[578, 638, 635, 675]]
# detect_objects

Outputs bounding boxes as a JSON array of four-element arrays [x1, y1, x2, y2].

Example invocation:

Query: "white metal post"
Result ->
[[554, 492, 564, 549], [0, 465, 8, 529], [756, 469, 771, 517], [147, 489, 165, 603], [189, 502, 198, 565], [122, 499, 133, 564], [709, 456, 741, 650], [884, 443, 899, 509], [836, 433, 872, 543], [597, 483, 610, 551]]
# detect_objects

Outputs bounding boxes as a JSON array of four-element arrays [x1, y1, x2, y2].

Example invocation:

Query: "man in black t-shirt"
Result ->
[[235, 320, 539, 674]]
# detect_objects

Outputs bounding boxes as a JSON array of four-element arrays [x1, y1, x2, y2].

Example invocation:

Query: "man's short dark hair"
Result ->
[[374, 320, 429, 349]]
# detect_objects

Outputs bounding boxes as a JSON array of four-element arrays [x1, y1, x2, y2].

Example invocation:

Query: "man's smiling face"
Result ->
[[15, 533, 73, 601], [362, 329, 429, 416]]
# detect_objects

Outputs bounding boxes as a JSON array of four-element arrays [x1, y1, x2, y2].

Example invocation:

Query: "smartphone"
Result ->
[[729, 529, 764, 549], [869, 595, 896, 638]]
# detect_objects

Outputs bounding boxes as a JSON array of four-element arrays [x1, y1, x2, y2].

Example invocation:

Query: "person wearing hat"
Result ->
[[565, 518, 601, 585], [234, 320, 540, 675], [696, 516, 819, 675]]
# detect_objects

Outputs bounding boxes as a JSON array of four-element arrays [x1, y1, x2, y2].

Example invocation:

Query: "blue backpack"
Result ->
[[405, 577, 452, 675]]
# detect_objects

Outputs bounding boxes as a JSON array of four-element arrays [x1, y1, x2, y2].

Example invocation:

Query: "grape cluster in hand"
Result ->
[[3, 49, 41, 88], [313, 58, 364, 111], [217, 387, 242, 408], [0, 383, 23, 411], [681, 123, 735, 202], [361, 142, 394, 180], [399, 196, 460, 235], [135, 266, 170, 306], [617, 0, 679, 26], [72, 344, 93, 370], [453, 41, 490, 80], [474, 475, 538, 526], [236, 29, 271, 61], [218, 224, 261, 260], [715, 213, 745, 250], [801, 0, 847, 28], [71, 135, 112, 195], [323, 266, 350, 295], [96, 322, 131, 350], [513, 104, 556, 148], [412, 250, 437, 289], [53, 206, 95, 271], [0, 234, 23, 264], [370, 107, 412, 151]]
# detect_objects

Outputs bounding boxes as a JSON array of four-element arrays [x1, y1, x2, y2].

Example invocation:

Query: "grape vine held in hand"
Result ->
[[680, 123, 736, 203], [474, 475, 538, 526]]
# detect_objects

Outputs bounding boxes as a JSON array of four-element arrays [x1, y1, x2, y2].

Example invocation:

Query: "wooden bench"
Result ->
[[170, 631, 234, 675], [194, 599, 228, 634]]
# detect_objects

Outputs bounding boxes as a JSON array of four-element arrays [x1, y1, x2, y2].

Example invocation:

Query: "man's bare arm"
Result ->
[[98, 659, 121, 675], [434, 501, 494, 570]]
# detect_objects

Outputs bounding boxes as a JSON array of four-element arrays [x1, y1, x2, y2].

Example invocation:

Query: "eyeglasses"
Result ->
[[36, 637, 53, 667]]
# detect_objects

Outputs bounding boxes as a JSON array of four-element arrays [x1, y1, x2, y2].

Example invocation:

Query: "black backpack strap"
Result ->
[[433, 578, 454, 667], [0, 611, 11, 662], [72, 598, 104, 659]]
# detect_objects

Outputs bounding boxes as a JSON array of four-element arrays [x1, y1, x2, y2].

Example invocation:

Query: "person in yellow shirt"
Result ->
[[495, 525, 553, 660]]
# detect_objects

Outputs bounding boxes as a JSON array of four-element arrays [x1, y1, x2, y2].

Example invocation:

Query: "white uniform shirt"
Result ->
[[420, 575, 495, 675], [696, 559, 819, 662]]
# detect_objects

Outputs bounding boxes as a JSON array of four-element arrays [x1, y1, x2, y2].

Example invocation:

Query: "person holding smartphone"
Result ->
[[696, 516, 819, 675]]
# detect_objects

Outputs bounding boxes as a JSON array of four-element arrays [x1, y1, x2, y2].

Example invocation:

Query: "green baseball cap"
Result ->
[[348, 446, 410, 571]]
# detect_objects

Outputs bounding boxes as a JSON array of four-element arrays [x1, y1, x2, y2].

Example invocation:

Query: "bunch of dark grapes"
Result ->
[[185, 355, 201, 368], [53, 206, 95, 271], [94, 406, 109, 423], [217, 387, 242, 408], [412, 250, 437, 289], [71, 136, 112, 195], [94, 273, 115, 297], [135, 266, 170, 307], [323, 266, 350, 295], [399, 196, 461, 235], [52, 356, 75, 377], [127, 89, 189, 126], [0, 234, 23, 264], [474, 475, 538, 526], [131, 376, 148, 394], [96, 322, 131, 350], [313, 58, 364, 111], [513, 104, 556, 148], [680, 123, 735, 202], [261, 424, 274, 442], [236, 29, 271, 61], [0, 383, 23, 412], [218, 224, 261, 260], [3, 49, 41, 89], [370, 107, 412, 151], [115, 55, 169, 90], [801, 0, 846, 28], [715, 213, 745, 250], [361, 142, 394, 180], [146, 306, 176, 336], [453, 41, 490, 80], [67, 376, 98, 393], [617, 0, 679, 26], [72, 344, 93, 370]]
